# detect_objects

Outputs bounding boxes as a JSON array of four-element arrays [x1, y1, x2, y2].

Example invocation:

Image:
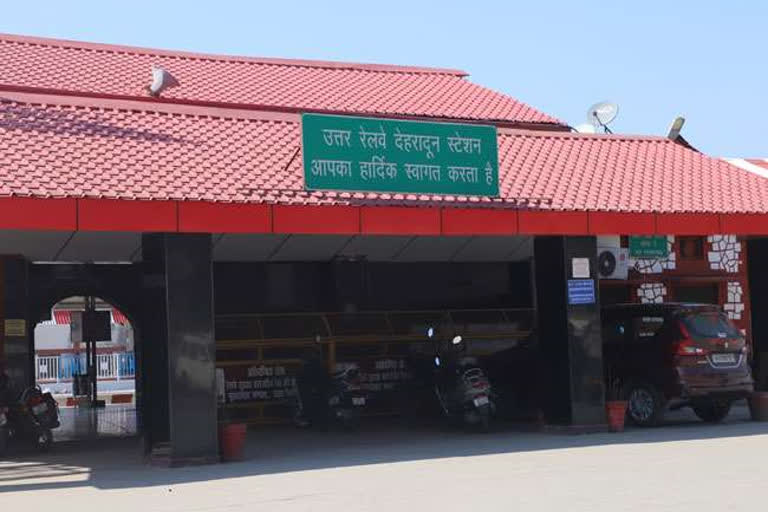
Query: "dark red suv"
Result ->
[[602, 303, 754, 426]]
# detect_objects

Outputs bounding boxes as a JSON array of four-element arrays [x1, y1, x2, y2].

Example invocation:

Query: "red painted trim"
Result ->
[[655, 213, 721, 235], [720, 214, 768, 235], [0, 197, 77, 231], [589, 212, 656, 235], [518, 210, 589, 235], [361, 207, 441, 235], [273, 205, 360, 234], [178, 202, 271, 233], [78, 199, 177, 232], [441, 208, 518, 236]]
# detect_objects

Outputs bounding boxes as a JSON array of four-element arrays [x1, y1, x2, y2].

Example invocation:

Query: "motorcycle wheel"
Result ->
[[477, 409, 491, 433], [35, 429, 53, 452]]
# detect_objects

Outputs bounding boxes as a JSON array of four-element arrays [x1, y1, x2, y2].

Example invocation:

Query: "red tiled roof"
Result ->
[[0, 34, 562, 126], [2, 91, 767, 214], [53, 310, 71, 325]]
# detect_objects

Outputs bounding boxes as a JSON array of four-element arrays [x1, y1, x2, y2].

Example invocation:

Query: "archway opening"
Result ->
[[33, 295, 138, 442]]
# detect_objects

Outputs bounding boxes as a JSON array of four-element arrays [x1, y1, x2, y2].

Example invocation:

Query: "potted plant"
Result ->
[[218, 378, 247, 462], [605, 369, 628, 432], [749, 375, 768, 422]]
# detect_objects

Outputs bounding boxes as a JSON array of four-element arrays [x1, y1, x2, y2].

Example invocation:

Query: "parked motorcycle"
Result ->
[[428, 327, 495, 432], [0, 385, 60, 454], [293, 354, 367, 429]]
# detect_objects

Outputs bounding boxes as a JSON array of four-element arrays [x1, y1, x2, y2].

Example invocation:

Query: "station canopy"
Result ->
[[2, 33, 768, 239]]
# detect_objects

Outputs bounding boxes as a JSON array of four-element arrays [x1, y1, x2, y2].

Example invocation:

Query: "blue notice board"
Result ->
[[567, 279, 596, 305]]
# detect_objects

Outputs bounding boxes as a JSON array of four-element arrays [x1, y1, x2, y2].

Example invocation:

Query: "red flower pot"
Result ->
[[605, 401, 628, 432], [219, 423, 247, 461], [749, 392, 768, 422]]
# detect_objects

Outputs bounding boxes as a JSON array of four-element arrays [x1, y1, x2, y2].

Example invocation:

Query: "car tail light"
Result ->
[[674, 340, 709, 356], [673, 321, 709, 356]]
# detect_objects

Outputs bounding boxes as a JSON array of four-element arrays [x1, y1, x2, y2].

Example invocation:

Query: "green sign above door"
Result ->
[[628, 236, 669, 258], [301, 113, 499, 197]]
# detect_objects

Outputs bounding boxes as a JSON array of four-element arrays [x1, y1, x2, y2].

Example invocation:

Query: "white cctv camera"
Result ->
[[148, 67, 179, 97]]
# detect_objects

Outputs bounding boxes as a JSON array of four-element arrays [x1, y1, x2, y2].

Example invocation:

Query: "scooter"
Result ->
[[293, 364, 367, 429], [428, 327, 494, 432], [0, 385, 60, 453]]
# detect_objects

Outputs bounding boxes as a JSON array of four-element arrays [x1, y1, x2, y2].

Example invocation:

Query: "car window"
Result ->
[[682, 312, 741, 339], [632, 315, 665, 342]]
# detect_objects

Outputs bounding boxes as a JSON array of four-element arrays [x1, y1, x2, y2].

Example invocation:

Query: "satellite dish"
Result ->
[[588, 102, 619, 133], [574, 123, 597, 134]]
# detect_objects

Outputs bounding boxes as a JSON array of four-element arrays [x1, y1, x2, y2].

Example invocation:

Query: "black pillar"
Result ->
[[534, 236, 605, 427], [1, 256, 32, 389], [747, 238, 768, 388], [142, 233, 218, 464]]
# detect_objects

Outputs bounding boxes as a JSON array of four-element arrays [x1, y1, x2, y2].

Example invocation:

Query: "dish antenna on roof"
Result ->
[[587, 101, 619, 133]]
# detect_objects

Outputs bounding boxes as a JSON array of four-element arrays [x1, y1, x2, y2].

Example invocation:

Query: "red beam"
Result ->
[[78, 199, 177, 232], [0, 197, 77, 231], [361, 207, 441, 235], [441, 208, 518, 236], [655, 213, 721, 235], [179, 202, 271, 233], [720, 214, 768, 235], [272, 205, 360, 234], [589, 212, 656, 235], [518, 210, 588, 235]]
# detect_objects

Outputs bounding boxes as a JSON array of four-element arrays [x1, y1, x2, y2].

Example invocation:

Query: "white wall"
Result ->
[[34, 324, 71, 350]]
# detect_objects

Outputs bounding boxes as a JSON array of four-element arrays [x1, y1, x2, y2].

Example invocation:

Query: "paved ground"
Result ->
[[1, 404, 766, 511]]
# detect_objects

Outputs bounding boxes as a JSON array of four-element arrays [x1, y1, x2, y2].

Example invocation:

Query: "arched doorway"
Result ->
[[32, 295, 138, 442]]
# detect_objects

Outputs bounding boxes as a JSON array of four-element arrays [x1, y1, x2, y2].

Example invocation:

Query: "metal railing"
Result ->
[[35, 352, 135, 383]]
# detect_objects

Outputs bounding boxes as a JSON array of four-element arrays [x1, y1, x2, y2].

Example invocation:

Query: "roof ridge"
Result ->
[[498, 127, 673, 143], [0, 33, 469, 77]]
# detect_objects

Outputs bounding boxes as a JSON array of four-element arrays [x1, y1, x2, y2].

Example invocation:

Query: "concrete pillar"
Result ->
[[0, 256, 33, 389], [747, 238, 768, 388], [142, 233, 218, 465], [533, 236, 606, 428]]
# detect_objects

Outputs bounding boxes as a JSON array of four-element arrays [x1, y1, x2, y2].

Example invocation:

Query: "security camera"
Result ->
[[147, 67, 179, 97]]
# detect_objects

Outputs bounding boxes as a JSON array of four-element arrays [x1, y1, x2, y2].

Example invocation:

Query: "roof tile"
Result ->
[[0, 34, 561, 125], [1, 96, 767, 214]]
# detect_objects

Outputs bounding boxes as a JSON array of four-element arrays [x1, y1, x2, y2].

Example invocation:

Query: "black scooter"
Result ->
[[0, 384, 60, 453], [428, 327, 495, 432], [293, 362, 367, 429]]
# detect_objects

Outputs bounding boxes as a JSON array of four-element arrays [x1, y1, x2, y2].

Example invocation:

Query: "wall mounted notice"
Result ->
[[302, 113, 499, 196], [4, 319, 26, 337], [567, 279, 596, 305], [571, 258, 590, 278]]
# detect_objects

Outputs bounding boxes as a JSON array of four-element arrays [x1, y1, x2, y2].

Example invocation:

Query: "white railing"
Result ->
[[35, 352, 135, 383], [34, 355, 60, 382]]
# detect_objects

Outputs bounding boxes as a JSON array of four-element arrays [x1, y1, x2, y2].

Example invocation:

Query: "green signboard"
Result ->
[[301, 113, 499, 196], [628, 236, 669, 258]]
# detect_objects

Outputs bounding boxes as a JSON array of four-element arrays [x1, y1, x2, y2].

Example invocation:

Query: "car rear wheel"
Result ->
[[627, 383, 665, 427], [692, 400, 732, 423]]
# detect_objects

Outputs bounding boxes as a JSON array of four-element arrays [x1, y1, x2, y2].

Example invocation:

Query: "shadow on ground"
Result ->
[[1, 403, 766, 493]]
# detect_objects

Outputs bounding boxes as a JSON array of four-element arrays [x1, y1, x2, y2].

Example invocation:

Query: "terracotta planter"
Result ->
[[605, 401, 628, 432], [749, 392, 768, 422], [219, 423, 247, 461]]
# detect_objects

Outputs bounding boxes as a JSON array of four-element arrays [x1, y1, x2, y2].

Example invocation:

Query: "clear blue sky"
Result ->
[[1, 1, 764, 157]]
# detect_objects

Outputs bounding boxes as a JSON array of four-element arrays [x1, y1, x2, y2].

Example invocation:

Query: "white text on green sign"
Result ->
[[302, 113, 499, 196]]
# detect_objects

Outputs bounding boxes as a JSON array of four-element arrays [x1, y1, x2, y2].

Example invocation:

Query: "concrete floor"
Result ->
[[1, 404, 766, 511]]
